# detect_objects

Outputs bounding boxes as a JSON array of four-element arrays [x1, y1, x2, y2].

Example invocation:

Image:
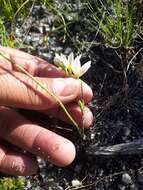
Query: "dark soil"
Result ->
[[4, 1, 143, 190]]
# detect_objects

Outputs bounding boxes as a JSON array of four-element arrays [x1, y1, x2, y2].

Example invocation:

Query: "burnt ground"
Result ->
[[3, 2, 143, 190]]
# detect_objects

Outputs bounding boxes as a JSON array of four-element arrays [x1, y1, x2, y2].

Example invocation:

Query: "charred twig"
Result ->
[[86, 138, 143, 156]]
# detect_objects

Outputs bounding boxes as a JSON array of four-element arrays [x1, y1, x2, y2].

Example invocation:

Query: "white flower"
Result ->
[[54, 53, 68, 68], [54, 52, 91, 78]]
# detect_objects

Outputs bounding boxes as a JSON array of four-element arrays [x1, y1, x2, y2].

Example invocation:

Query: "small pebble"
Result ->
[[64, 47, 72, 55], [24, 35, 32, 44], [122, 173, 133, 185], [90, 132, 95, 140], [26, 181, 32, 189], [71, 179, 82, 187]]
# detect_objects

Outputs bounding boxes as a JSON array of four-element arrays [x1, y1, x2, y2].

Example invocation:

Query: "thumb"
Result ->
[[0, 72, 92, 110]]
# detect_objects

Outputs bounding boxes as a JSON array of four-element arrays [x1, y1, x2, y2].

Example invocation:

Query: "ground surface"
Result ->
[[3, 1, 143, 190]]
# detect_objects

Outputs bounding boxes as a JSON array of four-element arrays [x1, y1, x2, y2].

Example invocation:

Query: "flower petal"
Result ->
[[54, 53, 61, 65], [54, 53, 68, 68], [80, 61, 91, 76], [54, 53, 60, 60], [71, 55, 82, 74], [61, 53, 68, 66], [68, 52, 74, 65]]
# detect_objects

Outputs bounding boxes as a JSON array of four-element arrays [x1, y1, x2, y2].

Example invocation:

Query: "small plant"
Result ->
[[0, 18, 15, 48], [0, 0, 30, 21], [87, 0, 143, 49], [54, 52, 91, 133], [0, 177, 25, 190], [0, 18, 9, 46]]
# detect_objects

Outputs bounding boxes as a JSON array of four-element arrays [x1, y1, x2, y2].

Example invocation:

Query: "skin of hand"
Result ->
[[0, 46, 93, 176]]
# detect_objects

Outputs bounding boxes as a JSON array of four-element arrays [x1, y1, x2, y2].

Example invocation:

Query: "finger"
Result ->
[[0, 72, 93, 109], [0, 107, 76, 167], [0, 144, 38, 176], [0, 45, 65, 77], [44, 104, 94, 128]]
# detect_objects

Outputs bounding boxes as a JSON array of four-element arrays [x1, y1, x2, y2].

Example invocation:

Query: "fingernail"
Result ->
[[58, 140, 76, 166], [50, 140, 76, 167], [82, 82, 93, 96]]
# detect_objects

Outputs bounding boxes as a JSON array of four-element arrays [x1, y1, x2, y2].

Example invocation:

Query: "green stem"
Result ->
[[80, 79, 85, 135], [77, 78, 85, 137], [0, 52, 80, 133]]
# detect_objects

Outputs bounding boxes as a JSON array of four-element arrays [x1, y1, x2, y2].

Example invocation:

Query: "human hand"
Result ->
[[0, 46, 93, 176]]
